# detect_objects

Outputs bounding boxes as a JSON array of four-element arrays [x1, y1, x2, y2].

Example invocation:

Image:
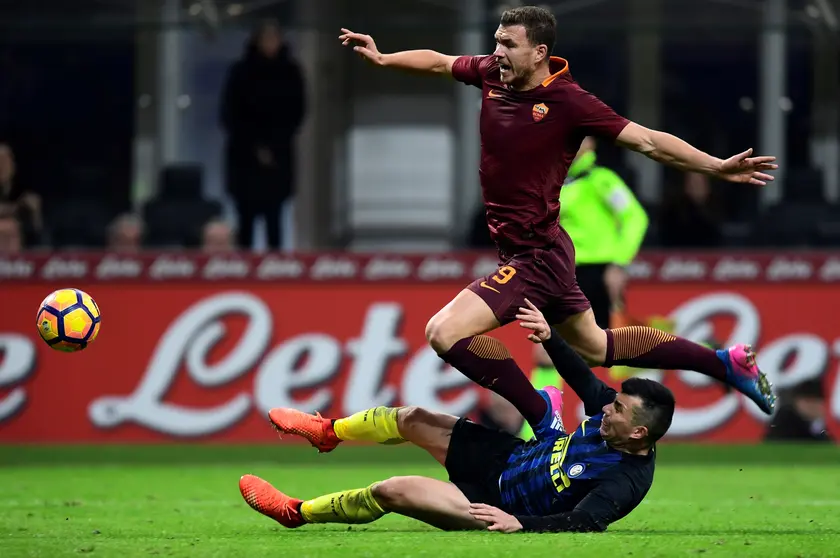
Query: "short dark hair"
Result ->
[[621, 378, 675, 445], [500, 6, 557, 55]]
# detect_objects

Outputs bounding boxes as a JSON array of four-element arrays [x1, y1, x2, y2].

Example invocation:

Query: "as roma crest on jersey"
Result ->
[[532, 103, 549, 122]]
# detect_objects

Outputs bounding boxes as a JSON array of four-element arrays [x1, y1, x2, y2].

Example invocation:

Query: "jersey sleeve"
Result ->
[[543, 329, 616, 415], [451, 55, 494, 88], [515, 471, 647, 533], [569, 86, 630, 141]]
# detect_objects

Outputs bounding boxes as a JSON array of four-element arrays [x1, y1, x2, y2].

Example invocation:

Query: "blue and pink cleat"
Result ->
[[533, 385, 566, 438], [717, 344, 776, 414]]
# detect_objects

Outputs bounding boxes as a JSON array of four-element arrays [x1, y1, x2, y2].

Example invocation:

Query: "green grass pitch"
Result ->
[[1, 444, 839, 557]]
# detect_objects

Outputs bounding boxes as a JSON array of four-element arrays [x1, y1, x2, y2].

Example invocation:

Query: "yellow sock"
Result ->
[[333, 406, 405, 444], [300, 484, 387, 524]]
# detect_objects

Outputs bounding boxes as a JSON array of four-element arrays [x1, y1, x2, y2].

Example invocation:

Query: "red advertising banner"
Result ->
[[1, 251, 838, 444], [2, 250, 840, 284]]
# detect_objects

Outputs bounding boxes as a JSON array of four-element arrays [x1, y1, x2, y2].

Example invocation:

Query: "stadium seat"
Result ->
[[746, 168, 827, 246], [785, 167, 825, 203], [142, 199, 222, 248], [141, 164, 222, 248], [719, 221, 753, 247], [66, 165, 110, 199], [48, 200, 112, 249], [814, 207, 840, 247], [158, 164, 204, 201], [750, 202, 829, 247]]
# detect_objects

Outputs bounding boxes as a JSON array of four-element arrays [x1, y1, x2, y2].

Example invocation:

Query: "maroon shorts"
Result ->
[[467, 230, 591, 326]]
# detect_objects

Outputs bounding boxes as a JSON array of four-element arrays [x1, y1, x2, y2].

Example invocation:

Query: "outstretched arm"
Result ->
[[339, 29, 458, 75], [516, 300, 615, 415], [616, 123, 778, 186], [569, 88, 778, 186], [468, 474, 644, 533]]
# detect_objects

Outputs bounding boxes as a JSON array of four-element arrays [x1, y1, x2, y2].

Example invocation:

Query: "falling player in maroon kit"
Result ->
[[339, 6, 777, 438]]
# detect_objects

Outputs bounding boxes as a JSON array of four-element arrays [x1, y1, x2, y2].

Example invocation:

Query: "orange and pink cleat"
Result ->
[[239, 474, 306, 529], [267, 408, 342, 453]]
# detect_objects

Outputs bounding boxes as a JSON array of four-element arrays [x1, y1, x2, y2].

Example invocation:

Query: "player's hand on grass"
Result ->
[[469, 503, 523, 533], [516, 299, 551, 344], [716, 148, 778, 186], [339, 28, 384, 65]]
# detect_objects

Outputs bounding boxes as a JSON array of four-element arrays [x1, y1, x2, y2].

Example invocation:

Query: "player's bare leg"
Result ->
[[425, 288, 561, 436], [370, 476, 487, 531], [239, 474, 486, 531], [555, 308, 776, 414], [267, 405, 457, 465], [392, 407, 458, 465], [425, 288, 501, 352], [554, 309, 608, 365]]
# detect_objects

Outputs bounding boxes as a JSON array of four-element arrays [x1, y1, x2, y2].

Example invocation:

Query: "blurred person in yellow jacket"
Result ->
[[558, 137, 665, 381], [558, 137, 647, 330]]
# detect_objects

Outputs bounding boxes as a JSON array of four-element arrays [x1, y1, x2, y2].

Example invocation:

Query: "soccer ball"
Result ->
[[36, 288, 101, 352]]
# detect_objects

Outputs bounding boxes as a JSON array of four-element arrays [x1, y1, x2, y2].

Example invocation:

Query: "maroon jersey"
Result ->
[[452, 55, 629, 252]]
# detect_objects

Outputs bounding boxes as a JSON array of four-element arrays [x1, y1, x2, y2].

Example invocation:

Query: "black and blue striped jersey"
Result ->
[[500, 413, 649, 515], [500, 331, 657, 532]]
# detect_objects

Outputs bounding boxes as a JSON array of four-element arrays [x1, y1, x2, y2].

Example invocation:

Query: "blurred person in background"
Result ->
[[220, 19, 306, 252], [0, 213, 22, 254], [202, 219, 236, 253], [559, 138, 687, 381], [764, 378, 832, 443], [107, 213, 144, 253], [559, 136, 648, 331], [0, 142, 42, 247], [658, 172, 723, 248]]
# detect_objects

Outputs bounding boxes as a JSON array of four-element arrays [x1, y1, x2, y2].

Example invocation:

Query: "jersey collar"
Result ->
[[541, 56, 570, 87]]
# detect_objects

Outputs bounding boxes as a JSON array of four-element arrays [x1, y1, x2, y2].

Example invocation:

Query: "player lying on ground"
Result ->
[[339, 6, 777, 431], [240, 301, 674, 533]]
